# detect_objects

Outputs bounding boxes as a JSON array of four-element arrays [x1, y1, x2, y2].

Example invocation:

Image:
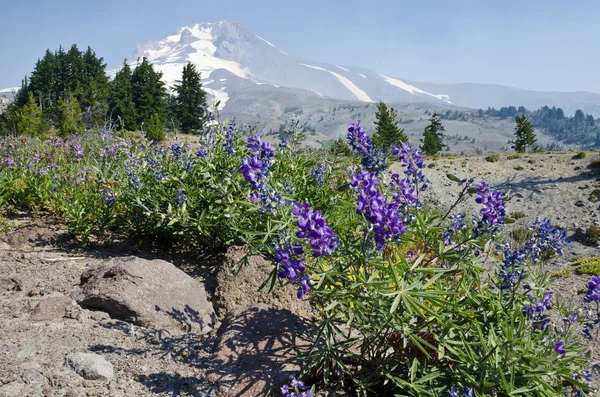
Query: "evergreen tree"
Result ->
[[108, 61, 137, 130], [372, 101, 407, 155], [57, 91, 84, 137], [132, 58, 166, 128], [421, 112, 445, 155], [173, 62, 207, 134], [16, 92, 44, 136], [512, 115, 537, 153], [144, 112, 166, 142]]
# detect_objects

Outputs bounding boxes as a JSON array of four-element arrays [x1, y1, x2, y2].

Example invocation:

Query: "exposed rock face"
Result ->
[[208, 304, 314, 397], [64, 353, 114, 381], [213, 246, 313, 319], [76, 256, 215, 334]]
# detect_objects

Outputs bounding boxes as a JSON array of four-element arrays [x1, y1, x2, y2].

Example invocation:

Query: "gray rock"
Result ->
[[213, 246, 312, 319], [0, 277, 22, 293], [77, 256, 215, 334], [29, 293, 74, 321], [64, 352, 114, 381], [575, 200, 586, 207], [0, 381, 25, 397], [207, 304, 314, 396]]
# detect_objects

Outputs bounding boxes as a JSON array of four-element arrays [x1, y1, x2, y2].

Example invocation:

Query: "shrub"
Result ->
[[144, 113, 166, 142], [514, 165, 524, 171], [485, 154, 500, 162], [589, 158, 600, 169], [507, 154, 521, 160], [573, 151, 587, 159], [549, 267, 573, 279], [574, 257, 600, 276]]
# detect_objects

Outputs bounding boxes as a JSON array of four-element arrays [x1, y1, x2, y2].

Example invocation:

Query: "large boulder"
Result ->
[[213, 246, 312, 319], [208, 304, 314, 396], [76, 256, 215, 334]]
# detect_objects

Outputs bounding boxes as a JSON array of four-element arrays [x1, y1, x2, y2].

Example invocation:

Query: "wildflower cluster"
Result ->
[[392, 141, 426, 189], [498, 220, 567, 290], [274, 243, 311, 299], [346, 120, 386, 171]]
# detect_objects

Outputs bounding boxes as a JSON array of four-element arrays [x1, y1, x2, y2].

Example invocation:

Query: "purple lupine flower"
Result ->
[[292, 202, 338, 257], [102, 188, 117, 206], [238, 135, 276, 196], [224, 121, 237, 155], [392, 141, 426, 189], [38, 167, 50, 176], [350, 171, 408, 250], [125, 168, 140, 189], [523, 291, 552, 329], [554, 340, 566, 354], [448, 385, 473, 397], [281, 375, 313, 397], [72, 144, 84, 157], [311, 162, 327, 187], [390, 173, 419, 208], [476, 181, 505, 227], [585, 276, 600, 303], [274, 244, 312, 299], [176, 188, 187, 207], [346, 120, 387, 171]]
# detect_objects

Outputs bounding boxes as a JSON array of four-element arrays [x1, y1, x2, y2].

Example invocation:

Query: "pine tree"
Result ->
[[144, 112, 166, 142], [108, 61, 137, 130], [372, 101, 407, 155], [16, 92, 44, 136], [173, 62, 207, 134], [512, 115, 537, 153], [57, 91, 84, 137], [132, 58, 166, 128], [421, 112, 445, 155]]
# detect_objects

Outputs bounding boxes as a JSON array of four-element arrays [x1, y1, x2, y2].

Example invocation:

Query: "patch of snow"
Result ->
[[337, 66, 350, 72], [380, 74, 452, 103], [279, 50, 289, 56], [329, 71, 372, 102], [300, 63, 328, 72], [256, 35, 275, 47], [358, 73, 367, 79], [207, 87, 228, 109], [301, 64, 372, 102], [219, 78, 227, 82], [0, 87, 19, 93]]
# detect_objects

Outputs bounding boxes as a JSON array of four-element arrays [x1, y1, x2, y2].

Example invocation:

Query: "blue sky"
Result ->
[[2, 0, 599, 92]]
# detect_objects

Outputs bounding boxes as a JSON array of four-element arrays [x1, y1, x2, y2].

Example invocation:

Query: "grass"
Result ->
[[589, 189, 600, 203], [511, 227, 534, 245], [574, 257, 600, 276], [589, 158, 600, 169], [514, 165, 524, 171], [573, 151, 587, 159], [510, 211, 526, 220], [507, 154, 521, 160]]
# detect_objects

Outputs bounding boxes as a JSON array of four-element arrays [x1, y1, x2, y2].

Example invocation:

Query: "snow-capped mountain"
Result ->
[[127, 21, 452, 109]]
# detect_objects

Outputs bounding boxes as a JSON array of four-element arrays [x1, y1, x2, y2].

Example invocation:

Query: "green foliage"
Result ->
[[16, 92, 44, 137], [589, 189, 600, 203], [421, 112, 445, 155], [485, 154, 500, 162], [330, 137, 352, 157], [574, 257, 600, 276], [512, 115, 537, 153], [573, 151, 586, 159], [507, 154, 521, 160], [582, 224, 600, 246], [0, 111, 592, 396], [108, 61, 137, 130], [372, 101, 407, 155], [57, 91, 84, 137], [588, 158, 600, 169], [510, 211, 526, 220], [173, 62, 207, 134], [144, 113, 166, 142], [131, 57, 166, 128]]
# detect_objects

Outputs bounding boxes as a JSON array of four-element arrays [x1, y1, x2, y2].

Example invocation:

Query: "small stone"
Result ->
[[575, 200, 586, 207], [0, 277, 22, 293], [28, 288, 41, 297], [65, 353, 114, 381], [30, 293, 74, 321], [88, 311, 110, 321]]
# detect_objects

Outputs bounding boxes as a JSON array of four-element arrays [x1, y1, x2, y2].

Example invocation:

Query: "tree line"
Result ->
[[439, 104, 600, 148], [0, 44, 208, 140]]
